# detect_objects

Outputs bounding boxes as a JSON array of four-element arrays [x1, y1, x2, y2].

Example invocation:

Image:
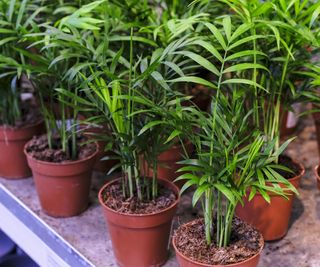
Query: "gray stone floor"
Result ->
[[0, 114, 320, 267]]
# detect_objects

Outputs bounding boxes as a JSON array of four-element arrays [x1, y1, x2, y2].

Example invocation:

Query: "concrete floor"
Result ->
[[0, 114, 319, 267]]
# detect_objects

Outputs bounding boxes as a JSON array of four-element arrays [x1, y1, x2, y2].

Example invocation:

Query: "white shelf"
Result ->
[[0, 184, 94, 267]]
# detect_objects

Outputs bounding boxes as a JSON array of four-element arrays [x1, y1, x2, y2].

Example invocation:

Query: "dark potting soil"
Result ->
[[26, 134, 96, 163], [278, 155, 302, 179], [174, 218, 263, 265], [0, 100, 42, 128], [102, 180, 177, 214]]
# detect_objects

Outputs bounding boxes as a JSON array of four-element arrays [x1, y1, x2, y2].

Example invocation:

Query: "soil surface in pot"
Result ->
[[0, 100, 41, 128], [278, 155, 302, 179], [101, 180, 177, 214], [25, 134, 96, 163], [174, 218, 263, 265]]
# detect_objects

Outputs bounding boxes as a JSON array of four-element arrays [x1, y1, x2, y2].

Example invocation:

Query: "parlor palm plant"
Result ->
[[219, 0, 320, 155], [21, 1, 109, 217], [172, 90, 296, 266], [0, 0, 46, 178], [213, 0, 317, 241], [0, 0, 47, 126], [154, 16, 298, 266], [39, 3, 186, 265]]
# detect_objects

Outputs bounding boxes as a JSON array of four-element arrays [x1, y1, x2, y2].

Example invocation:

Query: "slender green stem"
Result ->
[[127, 165, 134, 198], [134, 153, 142, 201], [71, 88, 78, 160], [204, 189, 213, 245], [216, 191, 221, 245], [60, 94, 67, 154]]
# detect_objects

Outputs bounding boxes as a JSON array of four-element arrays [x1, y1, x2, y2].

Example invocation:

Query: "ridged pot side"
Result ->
[[236, 160, 305, 241], [98, 178, 180, 267], [0, 121, 44, 179], [24, 141, 98, 217]]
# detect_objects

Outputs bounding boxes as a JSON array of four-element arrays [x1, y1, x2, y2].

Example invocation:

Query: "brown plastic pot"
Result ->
[[280, 110, 296, 138], [24, 141, 98, 217], [98, 178, 180, 267], [236, 160, 305, 241], [314, 165, 320, 191], [172, 220, 263, 267], [78, 115, 118, 173], [0, 121, 43, 179], [141, 141, 194, 184], [312, 110, 320, 158]]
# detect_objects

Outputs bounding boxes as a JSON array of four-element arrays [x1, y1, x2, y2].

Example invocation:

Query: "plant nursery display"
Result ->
[[0, 0, 320, 266]]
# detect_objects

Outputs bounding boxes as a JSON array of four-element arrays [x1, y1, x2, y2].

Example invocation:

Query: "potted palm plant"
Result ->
[[158, 16, 297, 265], [0, 0, 45, 178], [170, 88, 295, 267], [215, 0, 317, 240], [45, 3, 183, 264], [22, 2, 104, 217], [163, 4, 308, 242], [85, 48, 182, 266]]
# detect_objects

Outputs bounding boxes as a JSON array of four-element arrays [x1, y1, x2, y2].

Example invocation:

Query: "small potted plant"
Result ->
[[51, 9, 184, 262], [22, 2, 102, 217], [0, 0, 45, 179], [86, 61, 181, 266], [170, 88, 295, 267], [165, 8, 307, 242]]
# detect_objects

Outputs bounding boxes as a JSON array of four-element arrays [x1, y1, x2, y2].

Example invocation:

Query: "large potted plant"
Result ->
[[0, 0, 45, 178]]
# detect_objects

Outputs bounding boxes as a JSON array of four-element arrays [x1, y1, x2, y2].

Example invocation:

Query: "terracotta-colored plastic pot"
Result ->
[[141, 141, 194, 184], [0, 121, 43, 179], [78, 115, 118, 173], [24, 141, 98, 217], [314, 165, 320, 191], [94, 147, 118, 173], [236, 160, 305, 241], [192, 85, 212, 111], [280, 110, 296, 138], [172, 220, 263, 267], [98, 178, 180, 267], [312, 110, 320, 158]]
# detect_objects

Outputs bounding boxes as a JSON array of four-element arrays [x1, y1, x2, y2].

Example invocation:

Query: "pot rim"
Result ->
[[172, 219, 264, 267], [98, 177, 180, 218], [24, 139, 99, 166], [282, 159, 305, 183], [0, 119, 43, 131]]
